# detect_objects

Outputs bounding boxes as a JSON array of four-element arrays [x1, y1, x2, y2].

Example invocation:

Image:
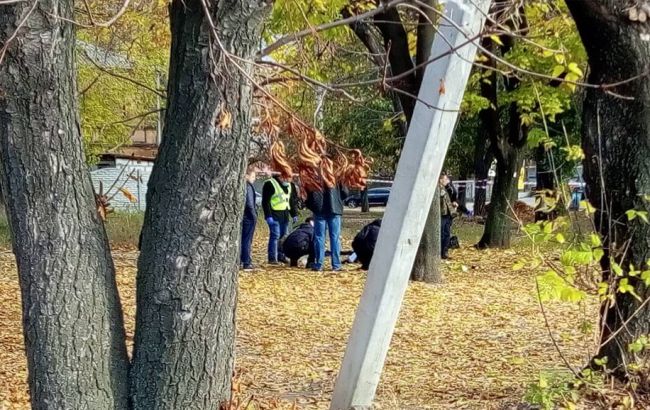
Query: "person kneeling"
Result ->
[[352, 219, 382, 270], [281, 218, 316, 268]]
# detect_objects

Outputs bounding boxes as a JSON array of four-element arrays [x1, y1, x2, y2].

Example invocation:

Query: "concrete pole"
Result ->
[[330, 1, 491, 408]]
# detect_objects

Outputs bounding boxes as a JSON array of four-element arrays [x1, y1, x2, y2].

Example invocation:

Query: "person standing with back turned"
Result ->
[[240, 165, 257, 271], [262, 173, 298, 264], [306, 177, 348, 272]]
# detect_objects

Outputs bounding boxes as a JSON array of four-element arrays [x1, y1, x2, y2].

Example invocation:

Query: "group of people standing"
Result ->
[[240, 166, 347, 272], [240, 166, 462, 272]]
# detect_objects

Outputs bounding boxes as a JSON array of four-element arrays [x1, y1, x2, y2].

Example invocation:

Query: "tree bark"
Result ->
[[411, 188, 442, 283], [566, 0, 650, 377], [0, 1, 129, 408], [478, 4, 528, 248], [408, 0, 441, 282], [474, 37, 498, 218], [344, 0, 442, 280], [361, 187, 370, 213], [534, 145, 556, 221], [477, 146, 522, 248], [130, 0, 272, 408]]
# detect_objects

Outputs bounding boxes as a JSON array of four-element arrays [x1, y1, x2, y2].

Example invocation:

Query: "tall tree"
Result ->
[[0, 1, 129, 408], [566, 0, 650, 377], [477, 2, 529, 249], [129, 0, 272, 407], [345, 0, 443, 283]]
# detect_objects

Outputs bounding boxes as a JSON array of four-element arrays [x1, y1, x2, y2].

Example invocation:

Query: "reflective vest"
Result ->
[[268, 178, 291, 211]]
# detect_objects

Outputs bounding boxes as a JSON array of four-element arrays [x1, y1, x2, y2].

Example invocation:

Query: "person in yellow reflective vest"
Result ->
[[262, 174, 298, 264]]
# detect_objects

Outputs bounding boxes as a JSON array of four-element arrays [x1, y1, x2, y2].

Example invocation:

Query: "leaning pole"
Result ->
[[330, 0, 492, 408]]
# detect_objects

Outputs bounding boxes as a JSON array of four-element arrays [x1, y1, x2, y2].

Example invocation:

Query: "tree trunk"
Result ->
[[407, 0, 442, 280], [566, 0, 650, 377], [477, 148, 522, 248], [474, 36, 497, 218], [361, 187, 370, 213], [0, 1, 129, 408], [534, 145, 556, 221], [478, 6, 528, 248], [130, 1, 272, 408], [411, 188, 442, 283]]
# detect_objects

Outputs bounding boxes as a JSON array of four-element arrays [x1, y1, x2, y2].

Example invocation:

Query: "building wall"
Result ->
[[90, 158, 153, 212]]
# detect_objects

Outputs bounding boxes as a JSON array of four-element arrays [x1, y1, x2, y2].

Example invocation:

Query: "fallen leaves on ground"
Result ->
[[0, 239, 600, 409]]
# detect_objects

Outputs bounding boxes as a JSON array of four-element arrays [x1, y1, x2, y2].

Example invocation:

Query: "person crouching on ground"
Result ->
[[440, 172, 457, 259], [262, 173, 298, 265], [240, 165, 258, 271], [305, 178, 348, 272], [352, 218, 381, 270], [281, 217, 315, 267]]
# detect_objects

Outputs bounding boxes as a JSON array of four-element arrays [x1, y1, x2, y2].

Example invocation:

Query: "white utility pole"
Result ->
[[330, 1, 491, 409]]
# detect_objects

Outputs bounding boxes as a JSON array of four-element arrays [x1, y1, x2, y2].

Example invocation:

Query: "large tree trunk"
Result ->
[[130, 1, 271, 407], [566, 0, 650, 377], [0, 1, 129, 408], [411, 188, 442, 283]]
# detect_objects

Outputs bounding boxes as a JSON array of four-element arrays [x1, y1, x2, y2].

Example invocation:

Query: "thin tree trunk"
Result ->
[[409, 0, 441, 281], [130, 0, 272, 408], [477, 149, 522, 248], [411, 188, 442, 283], [0, 1, 129, 408], [361, 188, 370, 213], [534, 145, 556, 221], [567, 0, 650, 377]]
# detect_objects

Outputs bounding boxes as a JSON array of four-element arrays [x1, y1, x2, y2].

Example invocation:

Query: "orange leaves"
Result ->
[[119, 188, 137, 203], [269, 140, 293, 180], [263, 112, 372, 194]]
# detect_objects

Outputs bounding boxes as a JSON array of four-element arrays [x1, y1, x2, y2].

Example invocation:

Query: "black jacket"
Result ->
[[306, 184, 348, 217], [282, 222, 314, 258], [262, 177, 298, 223], [352, 219, 382, 269], [445, 180, 458, 203], [243, 181, 257, 221]]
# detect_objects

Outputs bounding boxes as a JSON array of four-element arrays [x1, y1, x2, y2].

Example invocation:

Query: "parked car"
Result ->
[[345, 188, 391, 209]]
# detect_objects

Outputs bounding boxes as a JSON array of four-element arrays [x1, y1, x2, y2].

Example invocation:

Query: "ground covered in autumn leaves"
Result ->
[[0, 219, 599, 409]]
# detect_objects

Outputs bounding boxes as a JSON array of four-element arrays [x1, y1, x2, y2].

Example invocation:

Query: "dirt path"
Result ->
[[0, 245, 597, 409]]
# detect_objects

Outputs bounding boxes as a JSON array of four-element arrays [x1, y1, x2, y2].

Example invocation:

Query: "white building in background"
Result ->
[[90, 142, 157, 212]]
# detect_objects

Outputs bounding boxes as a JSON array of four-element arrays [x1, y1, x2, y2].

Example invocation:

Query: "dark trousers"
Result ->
[[241, 217, 256, 267], [441, 215, 453, 257]]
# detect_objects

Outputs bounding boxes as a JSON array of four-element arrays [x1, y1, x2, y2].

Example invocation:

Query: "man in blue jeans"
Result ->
[[262, 174, 298, 264], [240, 166, 257, 270], [306, 182, 348, 271]]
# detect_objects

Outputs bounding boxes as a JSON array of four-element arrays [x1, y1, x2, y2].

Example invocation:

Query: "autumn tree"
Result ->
[[0, 0, 271, 408], [0, 1, 130, 407], [566, 0, 650, 378]]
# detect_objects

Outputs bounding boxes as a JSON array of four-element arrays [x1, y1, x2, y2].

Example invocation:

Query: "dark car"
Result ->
[[345, 188, 391, 209]]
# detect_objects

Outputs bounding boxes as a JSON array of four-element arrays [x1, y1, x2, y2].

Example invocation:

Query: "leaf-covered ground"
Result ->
[[0, 223, 599, 409]]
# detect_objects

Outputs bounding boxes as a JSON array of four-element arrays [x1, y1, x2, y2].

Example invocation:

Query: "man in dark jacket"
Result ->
[[241, 166, 257, 270], [440, 173, 456, 259], [352, 219, 382, 270], [281, 217, 315, 267], [262, 174, 299, 264], [306, 182, 348, 271]]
